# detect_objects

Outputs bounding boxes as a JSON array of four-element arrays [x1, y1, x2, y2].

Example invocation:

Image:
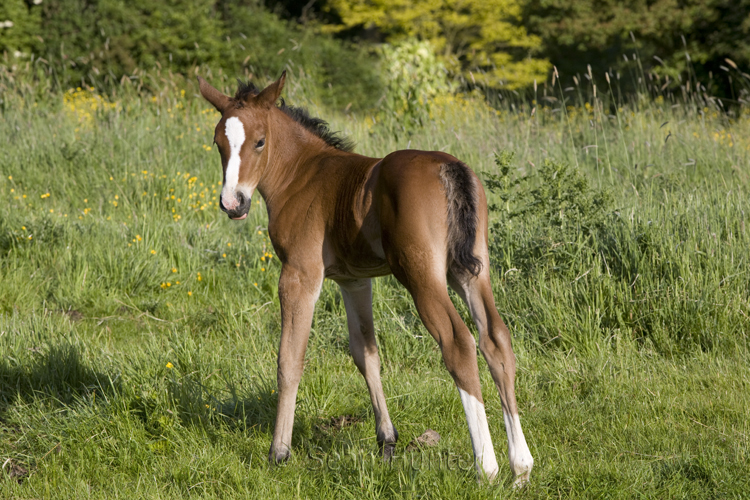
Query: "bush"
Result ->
[[0, 0, 384, 108], [523, 0, 750, 98], [485, 151, 612, 275], [484, 152, 748, 355], [0, 0, 42, 57], [377, 39, 452, 132], [221, 0, 383, 110]]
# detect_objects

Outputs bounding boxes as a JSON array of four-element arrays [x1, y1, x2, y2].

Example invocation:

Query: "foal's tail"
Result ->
[[439, 161, 482, 277]]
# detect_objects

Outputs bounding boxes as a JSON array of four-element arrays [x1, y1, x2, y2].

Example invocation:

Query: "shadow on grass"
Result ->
[[0, 342, 115, 416], [166, 373, 376, 459], [653, 458, 717, 489], [166, 371, 279, 437], [0, 339, 380, 462]]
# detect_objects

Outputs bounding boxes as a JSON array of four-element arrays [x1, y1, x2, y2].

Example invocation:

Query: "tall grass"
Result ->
[[1, 62, 749, 498]]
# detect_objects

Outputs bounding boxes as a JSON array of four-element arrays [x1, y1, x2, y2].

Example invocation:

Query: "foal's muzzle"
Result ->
[[220, 192, 251, 220]]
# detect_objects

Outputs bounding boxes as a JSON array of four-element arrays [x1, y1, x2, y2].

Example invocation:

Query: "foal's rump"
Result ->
[[375, 150, 486, 282]]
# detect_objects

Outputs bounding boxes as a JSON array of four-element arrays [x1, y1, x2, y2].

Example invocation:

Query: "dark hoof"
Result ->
[[378, 426, 398, 462], [269, 445, 291, 465], [381, 442, 397, 462]]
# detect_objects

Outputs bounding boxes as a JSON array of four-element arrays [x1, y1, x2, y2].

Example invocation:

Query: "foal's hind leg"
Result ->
[[448, 270, 534, 487], [390, 262, 500, 480], [338, 279, 398, 459]]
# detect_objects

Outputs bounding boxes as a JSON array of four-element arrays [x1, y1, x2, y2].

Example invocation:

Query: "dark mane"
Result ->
[[232, 79, 354, 153], [234, 80, 259, 102], [279, 98, 355, 153]]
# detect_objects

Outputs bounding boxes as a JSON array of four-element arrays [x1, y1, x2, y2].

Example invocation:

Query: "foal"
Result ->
[[198, 73, 534, 486]]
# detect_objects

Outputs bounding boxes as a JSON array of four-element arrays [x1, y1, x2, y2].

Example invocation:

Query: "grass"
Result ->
[[1, 67, 749, 498]]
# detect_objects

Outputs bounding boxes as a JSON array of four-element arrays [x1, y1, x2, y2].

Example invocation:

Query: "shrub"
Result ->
[[377, 39, 452, 132], [0, 0, 384, 108], [485, 151, 612, 275]]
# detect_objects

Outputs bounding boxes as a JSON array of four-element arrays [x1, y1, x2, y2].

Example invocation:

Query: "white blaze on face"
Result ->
[[222, 116, 246, 210], [458, 388, 500, 480]]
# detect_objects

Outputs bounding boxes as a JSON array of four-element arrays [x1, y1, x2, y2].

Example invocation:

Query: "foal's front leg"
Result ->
[[269, 265, 323, 463]]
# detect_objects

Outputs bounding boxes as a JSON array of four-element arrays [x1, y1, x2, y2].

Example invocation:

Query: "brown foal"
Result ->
[[198, 73, 534, 486]]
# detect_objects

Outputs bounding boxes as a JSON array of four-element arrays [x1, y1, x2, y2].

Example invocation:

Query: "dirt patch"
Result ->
[[65, 309, 84, 322], [405, 429, 441, 452], [316, 414, 362, 434], [2, 459, 29, 484]]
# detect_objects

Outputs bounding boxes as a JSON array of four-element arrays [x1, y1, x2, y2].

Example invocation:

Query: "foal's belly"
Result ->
[[323, 235, 391, 280]]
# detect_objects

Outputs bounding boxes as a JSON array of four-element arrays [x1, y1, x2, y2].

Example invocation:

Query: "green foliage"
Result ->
[[484, 150, 749, 354], [523, 0, 750, 97], [0, 0, 383, 109], [485, 152, 612, 275], [0, 0, 42, 56], [325, 0, 550, 89], [22, 0, 229, 81], [221, 0, 383, 109], [377, 39, 451, 131]]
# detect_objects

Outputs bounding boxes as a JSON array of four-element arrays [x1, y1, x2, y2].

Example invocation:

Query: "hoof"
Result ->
[[512, 469, 531, 489], [378, 426, 398, 462], [269, 444, 291, 465], [380, 442, 397, 462], [477, 467, 499, 485], [511, 452, 533, 488]]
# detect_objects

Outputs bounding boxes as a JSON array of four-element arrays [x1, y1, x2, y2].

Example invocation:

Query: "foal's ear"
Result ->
[[256, 71, 286, 109], [197, 76, 231, 113]]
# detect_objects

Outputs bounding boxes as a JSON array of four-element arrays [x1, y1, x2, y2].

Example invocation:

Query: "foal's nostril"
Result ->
[[236, 192, 246, 206]]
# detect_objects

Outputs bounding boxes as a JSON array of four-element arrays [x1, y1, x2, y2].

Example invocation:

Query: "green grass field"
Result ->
[[1, 73, 750, 498]]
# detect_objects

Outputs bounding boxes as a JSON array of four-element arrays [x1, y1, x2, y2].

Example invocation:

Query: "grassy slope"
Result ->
[[1, 82, 749, 498]]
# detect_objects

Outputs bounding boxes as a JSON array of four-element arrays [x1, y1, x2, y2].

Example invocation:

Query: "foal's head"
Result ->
[[198, 72, 286, 220]]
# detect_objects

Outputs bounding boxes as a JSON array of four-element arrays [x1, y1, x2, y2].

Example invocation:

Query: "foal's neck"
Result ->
[[256, 109, 337, 208]]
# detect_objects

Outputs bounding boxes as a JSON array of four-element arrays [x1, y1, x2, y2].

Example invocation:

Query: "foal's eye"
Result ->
[[255, 138, 266, 149]]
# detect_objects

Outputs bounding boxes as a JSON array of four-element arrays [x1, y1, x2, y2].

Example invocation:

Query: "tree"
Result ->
[[0, 0, 43, 56], [523, 0, 750, 97], [324, 0, 550, 89]]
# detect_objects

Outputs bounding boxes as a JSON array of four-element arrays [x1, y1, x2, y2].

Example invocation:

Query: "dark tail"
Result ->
[[439, 161, 482, 277]]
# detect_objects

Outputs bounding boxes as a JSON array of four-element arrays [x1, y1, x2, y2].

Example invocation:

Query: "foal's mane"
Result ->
[[233, 80, 355, 153]]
